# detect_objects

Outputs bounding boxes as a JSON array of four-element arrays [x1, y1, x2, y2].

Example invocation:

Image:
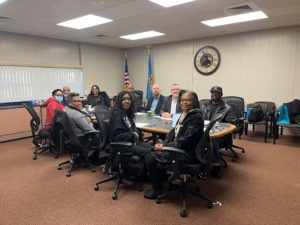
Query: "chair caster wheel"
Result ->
[[57, 166, 62, 170], [94, 185, 99, 191], [91, 168, 96, 173], [137, 183, 144, 192], [180, 210, 187, 217], [54, 155, 59, 159], [207, 201, 213, 209], [242, 150, 245, 153], [156, 199, 161, 204], [112, 194, 118, 200], [66, 173, 71, 177], [33, 156, 37, 160]]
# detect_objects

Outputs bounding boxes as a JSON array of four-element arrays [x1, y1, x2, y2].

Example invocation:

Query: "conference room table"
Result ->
[[91, 112, 236, 139], [135, 113, 236, 139]]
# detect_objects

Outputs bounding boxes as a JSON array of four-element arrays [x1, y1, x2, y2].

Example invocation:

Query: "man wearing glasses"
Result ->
[[161, 84, 181, 118]]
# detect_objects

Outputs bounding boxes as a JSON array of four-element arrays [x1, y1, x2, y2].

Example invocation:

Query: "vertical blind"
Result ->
[[0, 66, 83, 103]]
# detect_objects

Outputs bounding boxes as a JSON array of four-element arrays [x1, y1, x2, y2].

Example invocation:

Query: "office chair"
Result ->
[[199, 99, 210, 109], [93, 114, 143, 200], [23, 103, 57, 160], [132, 90, 144, 112], [221, 96, 246, 160], [55, 110, 98, 177], [244, 101, 276, 143], [155, 116, 222, 217]]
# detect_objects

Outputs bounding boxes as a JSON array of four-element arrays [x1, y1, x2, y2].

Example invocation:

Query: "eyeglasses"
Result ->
[[181, 99, 192, 102]]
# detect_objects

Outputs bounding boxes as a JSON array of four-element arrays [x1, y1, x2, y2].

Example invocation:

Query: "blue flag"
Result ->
[[146, 55, 153, 99]]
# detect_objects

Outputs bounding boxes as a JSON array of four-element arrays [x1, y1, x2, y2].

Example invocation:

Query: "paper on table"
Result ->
[[136, 112, 146, 115], [136, 122, 149, 127]]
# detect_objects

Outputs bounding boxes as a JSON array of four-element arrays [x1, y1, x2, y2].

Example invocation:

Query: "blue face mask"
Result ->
[[55, 96, 63, 102]]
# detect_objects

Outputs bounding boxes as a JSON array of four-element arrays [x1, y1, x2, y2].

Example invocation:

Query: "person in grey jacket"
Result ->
[[66, 92, 99, 137]]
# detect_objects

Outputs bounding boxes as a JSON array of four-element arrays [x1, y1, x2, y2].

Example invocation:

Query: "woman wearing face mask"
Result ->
[[45, 89, 65, 130]]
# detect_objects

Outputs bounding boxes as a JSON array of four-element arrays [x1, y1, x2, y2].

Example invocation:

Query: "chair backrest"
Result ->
[[23, 103, 41, 133], [93, 105, 110, 119], [132, 90, 143, 111], [194, 115, 222, 170], [254, 101, 276, 115], [223, 96, 245, 120], [53, 109, 82, 148], [94, 110, 110, 149]]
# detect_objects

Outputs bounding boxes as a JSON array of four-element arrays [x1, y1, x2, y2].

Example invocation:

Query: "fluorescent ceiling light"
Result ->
[[201, 11, 268, 27], [0, 0, 8, 5], [57, 14, 112, 29], [120, 31, 165, 40], [149, 0, 195, 8]]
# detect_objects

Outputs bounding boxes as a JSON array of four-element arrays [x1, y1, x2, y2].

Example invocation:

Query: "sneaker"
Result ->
[[144, 189, 164, 199]]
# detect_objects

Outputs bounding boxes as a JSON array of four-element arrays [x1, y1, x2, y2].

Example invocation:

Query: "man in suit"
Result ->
[[161, 83, 181, 118], [145, 84, 164, 115]]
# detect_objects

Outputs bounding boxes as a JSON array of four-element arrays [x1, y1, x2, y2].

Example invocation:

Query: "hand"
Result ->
[[154, 143, 163, 151], [133, 132, 139, 141], [162, 112, 171, 118]]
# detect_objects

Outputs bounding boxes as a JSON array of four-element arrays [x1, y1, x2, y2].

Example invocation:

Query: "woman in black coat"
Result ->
[[87, 85, 110, 108], [144, 90, 204, 199], [109, 91, 153, 158]]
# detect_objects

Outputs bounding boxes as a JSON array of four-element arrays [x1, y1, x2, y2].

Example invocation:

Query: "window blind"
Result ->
[[0, 66, 83, 103]]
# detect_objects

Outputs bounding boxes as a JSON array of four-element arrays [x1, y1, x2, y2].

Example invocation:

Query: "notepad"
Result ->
[[172, 113, 181, 128]]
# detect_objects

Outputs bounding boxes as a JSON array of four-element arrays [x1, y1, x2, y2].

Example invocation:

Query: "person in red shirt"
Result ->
[[45, 89, 65, 130]]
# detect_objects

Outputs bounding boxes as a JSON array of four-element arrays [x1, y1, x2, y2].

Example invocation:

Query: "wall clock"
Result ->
[[194, 46, 221, 75]]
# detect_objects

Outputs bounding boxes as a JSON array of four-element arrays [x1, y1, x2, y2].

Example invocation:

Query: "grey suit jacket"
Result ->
[[161, 95, 181, 114]]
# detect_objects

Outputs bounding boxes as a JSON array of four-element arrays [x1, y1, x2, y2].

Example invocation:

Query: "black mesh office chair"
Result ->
[[155, 116, 222, 217], [55, 110, 98, 177], [221, 96, 246, 160], [23, 103, 57, 160], [93, 114, 143, 200]]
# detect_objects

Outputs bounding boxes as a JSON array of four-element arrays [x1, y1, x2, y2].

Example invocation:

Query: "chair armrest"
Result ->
[[161, 146, 185, 154], [110, 141, 133, 147]]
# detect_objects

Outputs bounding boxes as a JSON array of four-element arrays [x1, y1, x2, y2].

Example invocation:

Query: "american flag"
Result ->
[[124, 58, 130, 88]]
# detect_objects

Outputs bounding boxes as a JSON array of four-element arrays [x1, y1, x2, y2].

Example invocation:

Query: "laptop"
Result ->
[[172, 113, 181, 128]]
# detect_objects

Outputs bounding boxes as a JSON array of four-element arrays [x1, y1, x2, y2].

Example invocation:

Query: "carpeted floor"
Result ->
[[0, 134, 299, 225]]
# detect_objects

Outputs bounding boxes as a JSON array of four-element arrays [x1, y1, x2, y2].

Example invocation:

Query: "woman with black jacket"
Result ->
[[109, 91, 153, 158], [144, 90, 204, 199], [87, 85, 110, 108]]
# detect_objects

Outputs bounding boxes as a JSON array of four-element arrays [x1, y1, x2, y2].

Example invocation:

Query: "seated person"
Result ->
[[161, 83, 181, 118], [201, 86, 231, 177], [45, 89, 65, 130], [66, 92, 99, 147], [145, 84, 165, 115], [144, 90, 204, 199], [62, 85, 70, 106], [87, 85, 110, 108], [110, 91, 153, 158], [125, 83, 143, 112]]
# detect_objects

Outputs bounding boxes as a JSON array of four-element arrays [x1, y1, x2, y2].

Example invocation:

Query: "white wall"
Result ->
[[0, 32, 123, 98], [127, 26, 300, 106]]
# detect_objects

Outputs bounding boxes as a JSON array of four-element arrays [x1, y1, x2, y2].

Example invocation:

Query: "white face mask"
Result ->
[[55, 96, 63, 102]]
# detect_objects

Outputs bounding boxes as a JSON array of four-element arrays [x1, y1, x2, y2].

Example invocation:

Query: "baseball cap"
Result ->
[[210, 86, 223, 94]]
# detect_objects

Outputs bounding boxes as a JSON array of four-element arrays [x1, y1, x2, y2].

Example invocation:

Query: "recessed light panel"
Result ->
[[201, 11, 268, 27], [57, 14, 113, 29], [120, 31, 165, 40], [0, 0, 8, 5], [149, 0, 195, 8]]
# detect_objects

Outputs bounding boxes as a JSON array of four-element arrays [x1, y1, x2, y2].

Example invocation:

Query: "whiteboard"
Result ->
[[0, 66, 84, 103]]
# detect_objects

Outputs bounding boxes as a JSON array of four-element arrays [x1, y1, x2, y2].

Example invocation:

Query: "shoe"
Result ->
[[144, 189, 164, 199]]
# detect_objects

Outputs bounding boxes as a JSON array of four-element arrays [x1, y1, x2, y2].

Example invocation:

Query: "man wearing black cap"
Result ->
[[201, 86, 231, 178]]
